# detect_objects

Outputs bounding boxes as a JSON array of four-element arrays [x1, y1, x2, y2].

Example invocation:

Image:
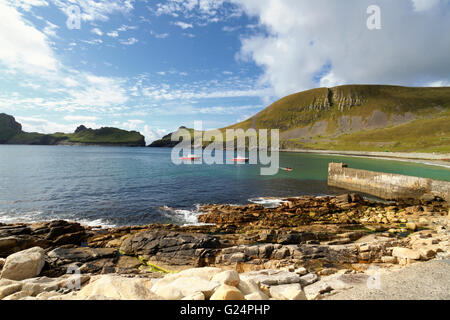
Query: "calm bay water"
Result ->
[[0, 145, 449, 227]]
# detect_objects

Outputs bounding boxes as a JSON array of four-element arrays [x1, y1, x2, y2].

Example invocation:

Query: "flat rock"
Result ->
[[269, 283, 306, 300], [392, 247, 421, 260], [47, 247, 117, 264], [77, 275, 159, 300], [119, 230, 220, 266], [151, 273, 221, 300], [299, 273, 319, 286], [240, 269, 301, 286]]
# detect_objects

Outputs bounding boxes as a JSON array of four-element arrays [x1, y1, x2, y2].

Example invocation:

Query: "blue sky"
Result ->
[[0, 0, 449, 143]]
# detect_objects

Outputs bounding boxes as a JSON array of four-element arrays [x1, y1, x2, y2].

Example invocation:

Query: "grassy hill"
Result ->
[[0, 114, 146, 147], [149, 85, 450, 153], [228, 85, 450, 153]]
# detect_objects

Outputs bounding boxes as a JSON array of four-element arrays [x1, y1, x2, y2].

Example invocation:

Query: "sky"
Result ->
[[0, 0, 449, 144]]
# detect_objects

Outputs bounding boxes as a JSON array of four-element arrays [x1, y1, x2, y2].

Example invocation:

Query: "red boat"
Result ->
[[280, 167, 293, 172], [232, 157, 249, 163], [181, 154, 201, 160]]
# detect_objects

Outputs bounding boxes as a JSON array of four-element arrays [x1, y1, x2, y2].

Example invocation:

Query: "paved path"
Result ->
[[324, 260, 450, 300]]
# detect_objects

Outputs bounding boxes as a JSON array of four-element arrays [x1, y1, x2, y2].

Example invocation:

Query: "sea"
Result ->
[[0, 145, 449, 228]]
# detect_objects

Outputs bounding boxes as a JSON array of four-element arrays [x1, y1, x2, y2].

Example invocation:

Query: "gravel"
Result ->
[[324, 260, 450, 300]]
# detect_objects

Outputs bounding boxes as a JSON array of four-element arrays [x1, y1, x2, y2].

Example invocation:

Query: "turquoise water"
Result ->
[[0, 145, 448, 227]]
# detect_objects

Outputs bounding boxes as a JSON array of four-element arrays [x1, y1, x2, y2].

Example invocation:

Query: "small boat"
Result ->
[[181, 154, 201, 160], [232, 157, 249, 163], [280, 167, 293, 172]]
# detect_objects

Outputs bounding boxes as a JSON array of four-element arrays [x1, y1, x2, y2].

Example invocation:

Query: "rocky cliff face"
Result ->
[[0, 114, 22, 143]]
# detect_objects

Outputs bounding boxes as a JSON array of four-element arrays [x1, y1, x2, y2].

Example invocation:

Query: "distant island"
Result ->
[[0, 113, 146, 147], [149, 85, 450, 153]]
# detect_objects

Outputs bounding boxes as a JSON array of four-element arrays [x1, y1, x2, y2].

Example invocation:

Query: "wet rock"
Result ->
[[47, 246, 117, 265], [120, 230, 220, 266], [1, 247, 45, 280]]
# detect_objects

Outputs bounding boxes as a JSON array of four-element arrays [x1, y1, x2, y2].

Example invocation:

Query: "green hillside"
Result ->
[[149, 85, 450, 153], [0, 114, 146, 147], [228, 85, 450, 153]]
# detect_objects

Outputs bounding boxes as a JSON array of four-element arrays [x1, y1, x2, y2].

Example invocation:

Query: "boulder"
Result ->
[[181, 292, 205, 300], [151, 271, 221, 300], [211, 270, 240, 287], [77, 275, 159, 300], [237, 278, 261, 296], [406, 223, 417, 231], [210, 285, 245, 300], [269, 283, 306, 300], [245, 291, 269, 300], [1, 247, 45, 280]]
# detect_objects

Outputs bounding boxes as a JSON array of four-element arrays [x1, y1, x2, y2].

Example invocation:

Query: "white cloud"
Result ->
[[16, 116, 80, 134], [427, 80, 450, 87], [411, 0, 440, 11], [63, 115, 99, 122], [52, 0, 134, 22], [91, 28, 103, 36], [150, 30, 169, 39], [6, 0, 49, 12], [43, 21, 59, 38], [119, 37, 138, 45], [117, 25, 138, 32], [107, 31, 119, 37], [173, 21, 193, 29], [143, 125, 167, 144], [0, 2, 57, 75], [232, 0, 450, 96]]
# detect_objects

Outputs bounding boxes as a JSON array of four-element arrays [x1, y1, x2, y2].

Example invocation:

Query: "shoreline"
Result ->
[[0, 194, 448, 300], [280, 149, 450, 169]]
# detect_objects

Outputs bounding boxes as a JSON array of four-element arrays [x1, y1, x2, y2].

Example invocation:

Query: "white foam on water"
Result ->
[[0, 211, 116, 229], [248, 197, 288, 208], [161, 204, 214, 227], [69, 218, 117, 229]]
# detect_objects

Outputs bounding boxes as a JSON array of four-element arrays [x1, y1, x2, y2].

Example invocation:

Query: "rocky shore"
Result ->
[[0, 194, 449, 300]]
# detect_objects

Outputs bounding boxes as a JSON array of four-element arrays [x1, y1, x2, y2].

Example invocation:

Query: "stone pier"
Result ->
[[328, 163, 450, 202]]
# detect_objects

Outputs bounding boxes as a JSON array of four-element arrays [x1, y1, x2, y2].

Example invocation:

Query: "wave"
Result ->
[[159, 205, 214, 226], [248, 197, 288, 208], [0, 210, 116, 229]]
